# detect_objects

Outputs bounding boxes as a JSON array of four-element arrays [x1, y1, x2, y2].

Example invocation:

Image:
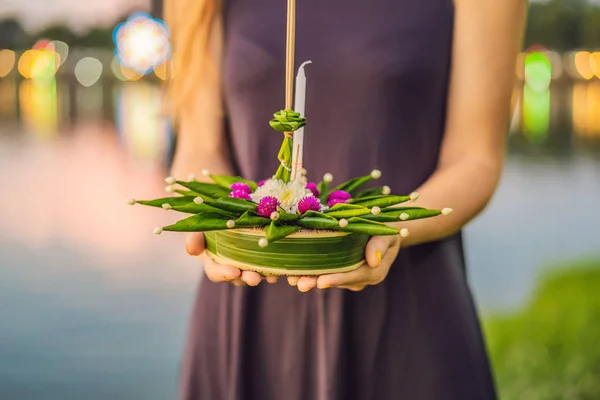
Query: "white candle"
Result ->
[[292, 60, 312, 181]]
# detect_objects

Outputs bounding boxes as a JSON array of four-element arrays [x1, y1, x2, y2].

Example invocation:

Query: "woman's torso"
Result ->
[[222, 0, 454, 191]]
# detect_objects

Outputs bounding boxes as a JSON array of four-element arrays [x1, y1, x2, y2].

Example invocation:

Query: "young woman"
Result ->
[[167, 0, 526, 398]]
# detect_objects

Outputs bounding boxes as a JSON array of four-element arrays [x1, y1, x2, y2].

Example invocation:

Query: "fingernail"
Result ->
[[375, 250, 382, 266], [319, 284, 331, 289], [185, 243, 192, 256], [225, 276, 236, 281]]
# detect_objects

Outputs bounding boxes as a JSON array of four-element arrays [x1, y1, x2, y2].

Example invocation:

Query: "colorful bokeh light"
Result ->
[[113, 12, 171, 75], [524, 52, 552, 92], [0, 49, 16, 78], [18, 49, 60, 81]]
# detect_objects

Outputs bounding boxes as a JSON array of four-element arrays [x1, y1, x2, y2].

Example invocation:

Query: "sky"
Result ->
[[0, 0, 150, 32]]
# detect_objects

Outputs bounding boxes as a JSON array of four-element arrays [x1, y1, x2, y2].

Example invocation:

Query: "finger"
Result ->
[[265, 276, 279, 284], [365, 236, 393, 268], [185, 232, 206, 256], [200, 253, 241, 283], [241, 270, 262, 287], [287, 276, 301, 286], [317, 265, 371, 289], [297, 276, 318, 292], [338, 285, 366, 291]]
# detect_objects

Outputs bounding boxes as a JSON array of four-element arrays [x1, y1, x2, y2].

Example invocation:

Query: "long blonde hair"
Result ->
[[164, 0, 222, 117]]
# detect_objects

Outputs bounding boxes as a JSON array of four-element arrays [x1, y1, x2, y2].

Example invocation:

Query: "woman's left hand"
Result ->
[[287, 235, 401, 292]]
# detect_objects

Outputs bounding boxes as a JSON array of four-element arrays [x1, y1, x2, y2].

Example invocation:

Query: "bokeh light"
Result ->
[[522, 84, 550, 144], [18, 49, 60, 81], [49, 41, 69, 66], [575, 51, 594, 80], [573, 82, 600, 137], [0, 49, 16, 78], [19, 79, 58, 138], [524, 52, 552, 92], [113, 12, 171, 75], [74, 57, 104, 87], [153, 60, 172, 80], [590, 52, 600, 80], [120, 64, 143, 81], [111, 57, 128, 81]]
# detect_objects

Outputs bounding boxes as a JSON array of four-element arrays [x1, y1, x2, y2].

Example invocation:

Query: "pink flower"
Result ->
[[298, 196, 321, 215], [306, 182, 320, 197], [257, 180, 267, 187], [230, 182, 252, 193], [327, 190, 351, 208], [257, 196, 279, 218], [229, 190, 251, 201]]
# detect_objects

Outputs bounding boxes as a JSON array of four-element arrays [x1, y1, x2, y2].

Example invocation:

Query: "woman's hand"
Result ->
[[185, 232, 278, 286], [287, 235, 401, 292]]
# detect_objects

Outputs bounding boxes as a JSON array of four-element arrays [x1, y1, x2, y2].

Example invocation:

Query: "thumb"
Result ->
[[365, 236, 392, 268], [185, 232, 206, 256]]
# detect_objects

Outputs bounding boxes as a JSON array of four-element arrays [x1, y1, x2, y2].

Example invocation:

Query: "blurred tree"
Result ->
[[524, 0, 600, 51], [35, 24, 77, 45], [580, 5, 600, 49], [76, 28, 114, 48], [0, 17, 31, 49]]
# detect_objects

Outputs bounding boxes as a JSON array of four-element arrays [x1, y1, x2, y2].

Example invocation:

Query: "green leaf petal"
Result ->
[[318, 181, 330, 203], [340, 223, 399, 236], [210, 175, 257, 191], [361, 207, 441, 222], [176, 181, 231, 199], [274, 136, 293, 182], [277, 207, 300, 221], [269, 109, 307, 132], [207, 197, 258, 214], [324, 203, 371, 218], [300, 210, 337, 220], [136, 196, 236, 216], [136, 196, 196, 209], [235, 210, 271, 227], [163, 213, 230, 232], [346, 217, 386, 225], [265, 222, 302, 242], [174, 189, 204, 197], [348, 195, 411, 208], [296, 217, 340, 230]]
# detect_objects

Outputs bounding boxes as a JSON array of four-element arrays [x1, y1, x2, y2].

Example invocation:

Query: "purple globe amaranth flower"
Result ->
[[230, 182, 252, 193], [306, 182, 320, 197], [327, 190, 351, 208], [328, 197, 348, 208], [229, 190, 252, 201], [257, 196, 280, 218], [257, 179, 267, 187], [298, 196, 321, 215]]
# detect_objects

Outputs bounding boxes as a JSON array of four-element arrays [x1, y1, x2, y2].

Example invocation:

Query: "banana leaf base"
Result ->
[[204, 228, 369, 276]]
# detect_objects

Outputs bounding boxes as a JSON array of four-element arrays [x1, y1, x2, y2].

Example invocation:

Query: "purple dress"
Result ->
[[180, 0, 497, 399]]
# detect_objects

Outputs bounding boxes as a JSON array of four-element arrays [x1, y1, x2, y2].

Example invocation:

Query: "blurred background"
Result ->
[[0, 0, 599, 399]]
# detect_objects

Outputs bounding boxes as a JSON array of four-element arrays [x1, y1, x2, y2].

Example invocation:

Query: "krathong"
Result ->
[[129, 0, 452, 276]]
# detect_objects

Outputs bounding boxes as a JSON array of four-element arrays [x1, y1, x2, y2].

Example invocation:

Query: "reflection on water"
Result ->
[[0, 79, 599, 399]]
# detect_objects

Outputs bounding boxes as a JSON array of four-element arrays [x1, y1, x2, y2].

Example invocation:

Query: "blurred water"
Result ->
[[0, 79, 599, 399]]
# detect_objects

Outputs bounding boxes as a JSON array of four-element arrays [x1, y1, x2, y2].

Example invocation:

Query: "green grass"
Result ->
[[483, 260, 600, 400]]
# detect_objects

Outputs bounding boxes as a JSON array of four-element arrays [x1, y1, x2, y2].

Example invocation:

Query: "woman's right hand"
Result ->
[[185, 232, 277, 286]]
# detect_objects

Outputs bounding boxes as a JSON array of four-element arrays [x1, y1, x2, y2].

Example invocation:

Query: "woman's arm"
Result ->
[[306, 0, 528, 292], [168, 2, 232, 179], [169, 10, 268, 286], [395, 0, 528, 247]]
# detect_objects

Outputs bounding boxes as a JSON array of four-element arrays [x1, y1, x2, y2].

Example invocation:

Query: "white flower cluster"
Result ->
[[250, 179, 313, 213]]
